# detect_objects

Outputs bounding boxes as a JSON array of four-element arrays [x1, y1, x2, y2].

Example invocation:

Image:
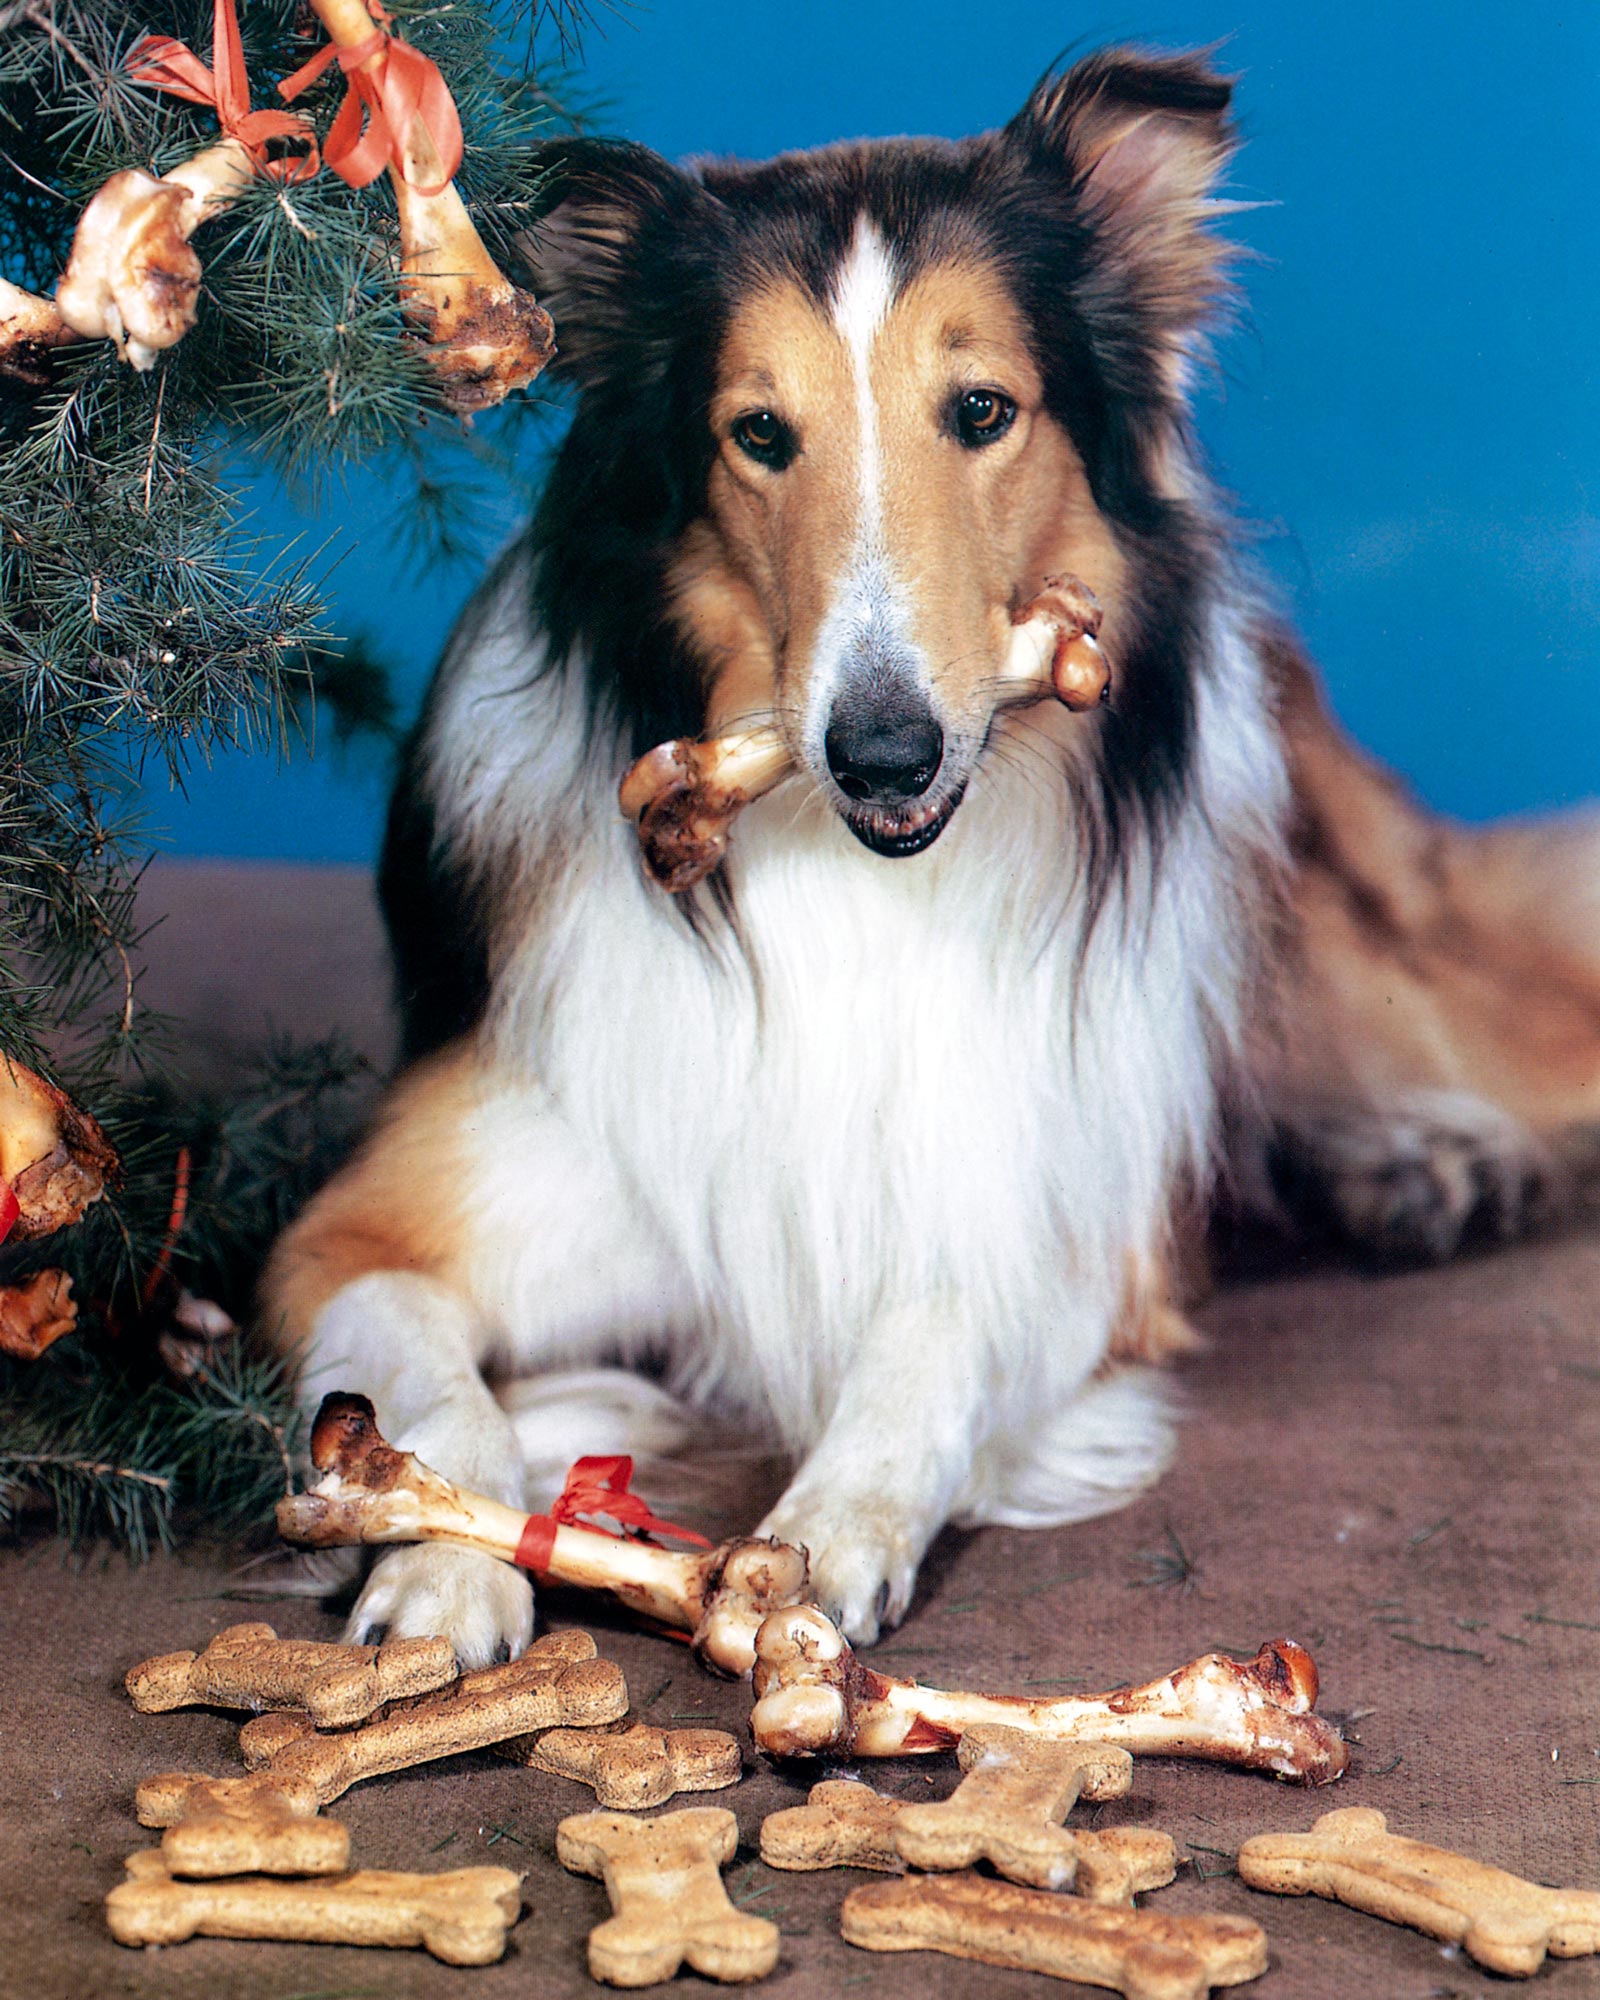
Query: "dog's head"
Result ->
[[524, 49, 1239, 862]]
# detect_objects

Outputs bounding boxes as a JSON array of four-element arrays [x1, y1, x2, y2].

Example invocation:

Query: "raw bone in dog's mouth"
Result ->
[[749, 1604, 1349, 1784], [275, 1393, 809, 1677], [619, 574, 1112, 893]]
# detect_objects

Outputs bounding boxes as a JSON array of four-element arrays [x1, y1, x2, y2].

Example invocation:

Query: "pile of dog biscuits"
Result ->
[[109, 1616, 1600, 1989], [111, 1621, 643, 1963]]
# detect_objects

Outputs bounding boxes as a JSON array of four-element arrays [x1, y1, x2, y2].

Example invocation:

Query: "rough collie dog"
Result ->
[[262, 49, 1600, 1665]]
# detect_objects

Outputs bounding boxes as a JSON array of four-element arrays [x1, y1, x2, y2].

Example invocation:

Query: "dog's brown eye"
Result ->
[[731, 410, 795, 469], [953, 388, 1017, 448]]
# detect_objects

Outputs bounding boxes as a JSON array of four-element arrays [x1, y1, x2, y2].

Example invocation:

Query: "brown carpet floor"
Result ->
[[2, 862, 1598, 1999]]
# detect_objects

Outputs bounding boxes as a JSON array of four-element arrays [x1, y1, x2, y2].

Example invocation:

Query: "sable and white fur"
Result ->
[[261, 50, 1600, 1665]]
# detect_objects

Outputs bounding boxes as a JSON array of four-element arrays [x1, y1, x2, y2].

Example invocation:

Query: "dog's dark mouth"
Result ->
[[842, 784, 967, 858]]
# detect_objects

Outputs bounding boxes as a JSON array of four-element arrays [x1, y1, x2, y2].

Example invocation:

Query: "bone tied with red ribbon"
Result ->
[[278, 0, 464, 195], [275, 1394, 811, 1676], [514, 1456, 713, 1575], [127, 0, 319, 181]]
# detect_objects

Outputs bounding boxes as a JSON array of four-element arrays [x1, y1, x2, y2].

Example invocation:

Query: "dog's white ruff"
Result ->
[[288, 532, 1285, 1653]]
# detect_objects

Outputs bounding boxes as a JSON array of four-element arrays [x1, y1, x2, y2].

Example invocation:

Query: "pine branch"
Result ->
[[0, 0, 603, 1555], [0, 1326, 307, 1556]]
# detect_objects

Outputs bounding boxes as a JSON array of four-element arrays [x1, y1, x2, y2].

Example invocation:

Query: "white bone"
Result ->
[[276, 1393, 809, 1676], [0, 277, 75, 382], [618, 575, 1110, 892], [749, 1605, 1349, 1784], [306, 0, 553, 412], [55, 141, 253, 368]]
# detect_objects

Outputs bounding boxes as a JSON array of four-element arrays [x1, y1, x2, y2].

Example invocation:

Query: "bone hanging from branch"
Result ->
[[749, 1604, 1350, 1784], [0, 279, 77, 385], [275, 1393, 810, 1677], [0, 1270, 79, 1362], [55, 144, 250, 368], [55, 0, 317, 369], [281, 0, 555, 413], [0, 1061, 119, 1244], [620, 576, 1113, 893]]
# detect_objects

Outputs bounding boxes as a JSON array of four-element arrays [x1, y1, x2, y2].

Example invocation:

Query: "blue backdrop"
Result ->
[[170, 1, 1598, 861]]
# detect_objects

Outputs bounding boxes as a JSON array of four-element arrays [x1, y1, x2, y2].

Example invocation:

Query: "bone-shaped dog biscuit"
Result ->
[[1069, 1829, 1183, 1908], [106, 1848, 522, 1964], [499, 1721, 742, 1810], [137, 1632, 624, 1875], [842, 1873, 1268, 2000], [894, 1728, 1133, 1891], [558, 1806, 781, 1986], [126, 1622, 458, 1727], [130, 1771, 348, 1878], [762, 1770, 1177, 1903], [1238, 1806, 1600, 1977], [762, 1779, 911, 1875], [226, 1632, 627, 1802], [750, 1605, 1348, 1783]]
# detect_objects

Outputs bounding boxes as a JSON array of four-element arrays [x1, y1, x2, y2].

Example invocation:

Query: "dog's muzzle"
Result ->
[[822, 684, 959, 857]]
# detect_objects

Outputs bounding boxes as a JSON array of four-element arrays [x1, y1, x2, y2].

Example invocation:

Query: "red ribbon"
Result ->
[[513, 1455, 712, 1575], [278, 2, 463, 197], [0, 1182, 18, 1248], [127, 0, 319, 182]]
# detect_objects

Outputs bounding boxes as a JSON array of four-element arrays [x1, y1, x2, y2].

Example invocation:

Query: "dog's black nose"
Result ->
[[824, 694, 944, 804]]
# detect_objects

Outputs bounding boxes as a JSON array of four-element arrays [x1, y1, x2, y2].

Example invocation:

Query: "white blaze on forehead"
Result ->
[[829, 217, 896, 548]]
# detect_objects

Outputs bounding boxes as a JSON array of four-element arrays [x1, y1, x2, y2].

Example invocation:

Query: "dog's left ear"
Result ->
[[514, 138, 720, 393], [1005, 48, 1239, 345]]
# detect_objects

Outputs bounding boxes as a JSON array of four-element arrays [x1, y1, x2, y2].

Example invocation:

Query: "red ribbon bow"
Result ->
[[278, 2, 463, 197], [127, 0, 319, 182], [514, 1455, 712, 1575]]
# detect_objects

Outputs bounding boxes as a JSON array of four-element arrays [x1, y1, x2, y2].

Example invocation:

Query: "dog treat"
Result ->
[[1072, 1829, 1184, 1908], [137, 1632, 620, 1872], [762, 1779, 911, 1875], [0, 1270, 79, 1360], [55, 142, 257, 369], [558, 1805, 781, 1987], [1237, 1806, 1600, 1977], [499, 1721, 742, 1810], [894, 1728, 1134, 1892], [126, 1622, 458, 1728], [0, 1058, 118, 1241], [760, 1776, 1175, 1900], [750, 1606, 1348, 1784], [0, 276, 76, 384], [285, 0, 555, 413], [619, 726, 795, 894], [131, 1771, 349, 1878], [107, 1848, 522, 1964], [276, 1393, 810, 1676], [617, 572, 1113, 893], [225, 1631, 626, 1801], [841, 1873, 1268, 2000], [1003, 575, 1113, 711]]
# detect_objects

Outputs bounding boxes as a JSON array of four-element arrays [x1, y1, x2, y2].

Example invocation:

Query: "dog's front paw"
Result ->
[[759, 1499, 921, 1648], [345, 1545, 533, 1669]]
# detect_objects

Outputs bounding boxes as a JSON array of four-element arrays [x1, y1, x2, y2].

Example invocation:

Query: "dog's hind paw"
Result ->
[[345, 1544, 534, 1670], [1268, 1093, 1555, 1265]]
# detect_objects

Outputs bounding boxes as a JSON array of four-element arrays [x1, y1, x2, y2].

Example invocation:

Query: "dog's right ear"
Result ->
[[517, 140, 718, 392]]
